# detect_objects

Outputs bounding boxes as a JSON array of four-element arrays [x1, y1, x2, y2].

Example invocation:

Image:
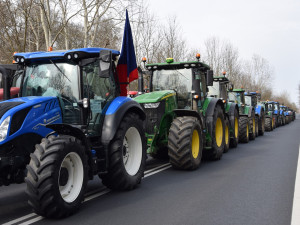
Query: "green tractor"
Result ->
[[134, 56, 226, 170], [260, 101, 276, 131], [228, 88, 256, 143], [207, 72, 239, 152]]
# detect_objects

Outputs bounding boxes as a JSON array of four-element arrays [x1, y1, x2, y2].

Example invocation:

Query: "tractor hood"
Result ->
[[134, 90, 175, 103], [0, 96, 62, 144]]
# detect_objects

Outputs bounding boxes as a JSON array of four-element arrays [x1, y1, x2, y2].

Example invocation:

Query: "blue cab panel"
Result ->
[[255, 105, 262, 115]]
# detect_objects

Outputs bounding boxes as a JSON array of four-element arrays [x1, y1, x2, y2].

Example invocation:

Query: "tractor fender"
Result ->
[[46, 123, 94, 178], [101, 97, 145, 145], [205, 98, 225, 138], [227, 103, 239, 130], [46, 124, 90, 148], [173, 109, 204, 128]]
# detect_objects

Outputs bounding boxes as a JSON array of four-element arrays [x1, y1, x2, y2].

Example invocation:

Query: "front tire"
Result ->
[[168, 116, 203, 170], [25, 135, 88, 218], [100, 112, 146, 190]]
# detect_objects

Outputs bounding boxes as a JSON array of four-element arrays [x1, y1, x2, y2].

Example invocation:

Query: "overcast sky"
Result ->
[[147, 0, 300, 106]]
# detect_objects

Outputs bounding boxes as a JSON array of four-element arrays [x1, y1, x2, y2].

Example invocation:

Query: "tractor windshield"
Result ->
[[245, 96, 252, 106], [152, 68, 192, 93], [274, 104, 279, 110], [267, 103, 274, 111], [152, 68, 192, 109], [228, 92, 241, 104], [208, 81, 220, 98], [22, 62, 79, 99], [21, 61, 81, 124]]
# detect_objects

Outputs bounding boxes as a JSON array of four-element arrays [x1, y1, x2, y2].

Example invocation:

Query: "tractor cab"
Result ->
[[147, 58, 211, 110], [13, 48, 120, 136], [244, 92, 258, 108], [208, 73, 230, 101], [228, 89, 246, 110], [266, 101, 275, 113]]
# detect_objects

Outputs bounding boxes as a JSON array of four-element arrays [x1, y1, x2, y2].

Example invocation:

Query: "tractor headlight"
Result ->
[[0, 116, 10, 142], [144, 103, 160, 108]]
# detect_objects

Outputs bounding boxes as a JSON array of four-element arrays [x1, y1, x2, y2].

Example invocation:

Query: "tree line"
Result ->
[[0, 0, 297, 109]]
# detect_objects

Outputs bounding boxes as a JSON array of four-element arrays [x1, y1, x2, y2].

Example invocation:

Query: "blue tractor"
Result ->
[[0, 48, 147, 218], [273, 101, 284, 126], [244, 92, 265, 136]]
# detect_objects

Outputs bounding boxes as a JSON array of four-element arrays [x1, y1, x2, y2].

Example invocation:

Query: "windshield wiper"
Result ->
[[49, 60, 71, 82]]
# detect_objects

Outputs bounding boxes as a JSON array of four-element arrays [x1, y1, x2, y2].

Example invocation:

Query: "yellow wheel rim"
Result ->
[[192, 130, 200, 159], [234, 117, 238, 138], [253, 118, 255, 133], [246, 123, 249, 138], [225, 124, 229, 145], [215, 118, 223, 147], [272, 118, 274, 128]]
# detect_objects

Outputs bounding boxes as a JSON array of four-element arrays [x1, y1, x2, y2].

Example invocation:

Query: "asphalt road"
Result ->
[[1, 117, 299, 225]]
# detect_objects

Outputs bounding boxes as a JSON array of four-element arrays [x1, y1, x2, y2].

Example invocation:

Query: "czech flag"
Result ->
[[117, 10, 138, 96]]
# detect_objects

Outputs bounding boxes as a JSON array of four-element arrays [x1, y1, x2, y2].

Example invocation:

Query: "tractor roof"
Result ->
[[146, 60, 210, 71], [14, 47, 120, 61], [261, 100, 275, 103], [231, 88, 245, 92], [213, 76, 229, 83], [244, 92, 258, 96]]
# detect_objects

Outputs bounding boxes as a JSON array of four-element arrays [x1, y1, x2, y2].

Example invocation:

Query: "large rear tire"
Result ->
[[223, 118, 230, 153], [258, 112, 265, 136], [239, 116, 249, 143], [229, 109, 239, 148], [255, 115, 259, 137], [100, 112, 146, 190], [249, 112, 256, 140], [25, 135, 88, 218], [265, 117, 273, 131], [208, 105, 225, 160], [168, 116, 203, 170]]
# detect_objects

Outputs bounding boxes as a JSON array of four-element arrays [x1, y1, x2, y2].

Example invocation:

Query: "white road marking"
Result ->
[[144, 163, 171, 175], [2, 213, 36, 225], [291, 145, 300, 225], [18, 216, 43, 225], [144, 165, 172, 178], [2, 163, 171, 225], [84, 189, 111, 202]]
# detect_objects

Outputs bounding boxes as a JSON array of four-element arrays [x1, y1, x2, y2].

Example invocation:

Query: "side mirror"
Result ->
[[228, 83, 234, 91], [206, 70, 214, 86], [99, 50, 112, 78]]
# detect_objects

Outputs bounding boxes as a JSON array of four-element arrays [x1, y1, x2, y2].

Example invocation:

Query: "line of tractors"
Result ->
[[0, 49, 296, 219]]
